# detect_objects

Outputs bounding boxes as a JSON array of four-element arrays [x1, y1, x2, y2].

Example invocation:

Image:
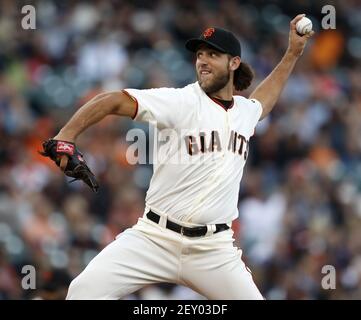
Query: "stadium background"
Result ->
[[0, 0, 361, 299]]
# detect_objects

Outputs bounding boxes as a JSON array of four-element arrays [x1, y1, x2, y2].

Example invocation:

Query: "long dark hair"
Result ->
[[233, 62, 254, 91]]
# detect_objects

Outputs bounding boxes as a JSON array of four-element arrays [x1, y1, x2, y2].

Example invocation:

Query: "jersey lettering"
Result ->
[[185, 130, 248, 158]]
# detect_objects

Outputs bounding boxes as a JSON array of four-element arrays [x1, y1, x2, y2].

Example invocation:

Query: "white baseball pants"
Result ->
[[66, 213, 263, 300]]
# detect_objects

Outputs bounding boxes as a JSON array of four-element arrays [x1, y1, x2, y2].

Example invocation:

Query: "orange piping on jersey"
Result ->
[[122, 89, 139, 120]]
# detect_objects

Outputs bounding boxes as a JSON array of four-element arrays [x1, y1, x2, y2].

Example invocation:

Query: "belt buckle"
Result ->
[[180, 226, 185, 235]]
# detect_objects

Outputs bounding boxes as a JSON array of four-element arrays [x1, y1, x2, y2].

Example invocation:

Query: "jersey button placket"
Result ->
[[223, 112, 230, 158]]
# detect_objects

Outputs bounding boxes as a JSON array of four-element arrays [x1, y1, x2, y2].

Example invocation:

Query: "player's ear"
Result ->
[[229, 56, 241, 71]]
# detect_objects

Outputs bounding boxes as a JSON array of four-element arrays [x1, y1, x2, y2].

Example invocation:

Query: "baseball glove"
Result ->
[[40, 139, 99, 192]]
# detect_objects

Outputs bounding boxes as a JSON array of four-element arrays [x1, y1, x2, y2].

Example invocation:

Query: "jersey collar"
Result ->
[[196, 81, 235, 112]]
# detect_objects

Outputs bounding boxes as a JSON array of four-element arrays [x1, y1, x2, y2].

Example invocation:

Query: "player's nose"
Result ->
[[197, 58, 209, 70], [196, 54, 208, 66]]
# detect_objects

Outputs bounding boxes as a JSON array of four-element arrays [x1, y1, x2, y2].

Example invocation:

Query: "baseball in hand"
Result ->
[[296, 17, 313, 35]]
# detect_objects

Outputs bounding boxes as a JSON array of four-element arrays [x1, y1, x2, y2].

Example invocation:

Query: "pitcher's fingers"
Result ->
[[290, 14, 306, 30], [60, 155, 68, 171], [305, 30, 315, 38]]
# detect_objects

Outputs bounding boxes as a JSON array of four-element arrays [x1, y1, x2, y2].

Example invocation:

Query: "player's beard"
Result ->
[[197, 69, 231, 94]]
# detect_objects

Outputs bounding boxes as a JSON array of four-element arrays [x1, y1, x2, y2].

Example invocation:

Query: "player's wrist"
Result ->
[[53, 129, 77, 143], [285, 46, 303, 59]]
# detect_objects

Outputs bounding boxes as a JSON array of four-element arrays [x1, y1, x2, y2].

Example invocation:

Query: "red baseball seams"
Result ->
[[56, 141, 75, 155]]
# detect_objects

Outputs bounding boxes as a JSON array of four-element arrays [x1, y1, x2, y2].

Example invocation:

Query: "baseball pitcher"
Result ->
[[41, 14, 313, 299]]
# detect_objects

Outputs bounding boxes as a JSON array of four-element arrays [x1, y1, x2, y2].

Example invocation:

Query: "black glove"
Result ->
[[40, 139, 99, 192]]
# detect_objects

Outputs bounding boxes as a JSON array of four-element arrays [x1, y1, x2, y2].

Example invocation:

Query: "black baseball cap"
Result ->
[[185, 27, 241, 57]]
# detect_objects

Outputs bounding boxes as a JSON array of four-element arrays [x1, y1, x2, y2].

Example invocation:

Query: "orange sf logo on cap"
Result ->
[[203, 28, 215, 39]]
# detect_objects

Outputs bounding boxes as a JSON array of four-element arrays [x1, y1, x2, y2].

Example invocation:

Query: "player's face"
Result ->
[[195, 46, 231, 94]]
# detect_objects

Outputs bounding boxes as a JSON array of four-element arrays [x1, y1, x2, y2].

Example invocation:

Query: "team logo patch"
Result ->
[[203, 27, 215, 39], [56, 141, 75, 155]]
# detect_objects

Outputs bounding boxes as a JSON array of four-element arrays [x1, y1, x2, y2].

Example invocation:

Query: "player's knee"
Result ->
[[66, 268, 119, 300], [66, 272, 97, 300], [66, 275, 84, 300]]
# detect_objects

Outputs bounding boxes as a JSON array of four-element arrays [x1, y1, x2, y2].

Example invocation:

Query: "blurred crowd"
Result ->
[[1, 0, 361, 299]]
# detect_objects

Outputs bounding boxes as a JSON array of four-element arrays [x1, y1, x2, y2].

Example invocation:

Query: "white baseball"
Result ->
[[296, 17, 313, 35]]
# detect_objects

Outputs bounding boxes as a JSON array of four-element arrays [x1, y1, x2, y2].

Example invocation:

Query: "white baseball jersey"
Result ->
[[124, 82, 262, 225]]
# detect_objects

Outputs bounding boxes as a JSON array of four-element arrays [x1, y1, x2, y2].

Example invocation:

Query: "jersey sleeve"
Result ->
[[248, 98, 263, 124], [235, 96, 263, 137], [122, 87, 185, 129]]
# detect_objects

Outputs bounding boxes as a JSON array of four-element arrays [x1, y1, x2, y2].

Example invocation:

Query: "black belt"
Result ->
[[146, 210, 229, 237]]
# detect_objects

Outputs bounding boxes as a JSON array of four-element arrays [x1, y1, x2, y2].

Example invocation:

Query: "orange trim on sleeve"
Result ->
[[122, 90, 139, 120]]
